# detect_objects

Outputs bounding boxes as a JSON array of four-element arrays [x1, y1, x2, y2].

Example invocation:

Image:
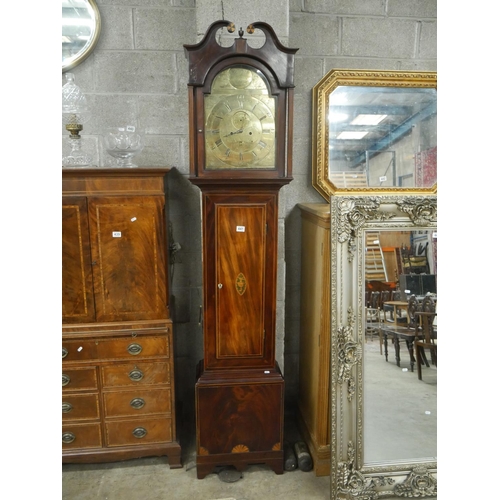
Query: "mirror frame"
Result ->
[[62, 0, 101, 73], [312, 69, 437, 200], [330, 193, 437, 499]]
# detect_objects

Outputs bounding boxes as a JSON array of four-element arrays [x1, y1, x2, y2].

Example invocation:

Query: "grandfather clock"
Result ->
[[184, 20, 297, 478]]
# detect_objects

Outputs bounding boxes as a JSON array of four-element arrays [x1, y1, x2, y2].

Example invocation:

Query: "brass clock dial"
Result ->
[[204, 66, 276, 169]]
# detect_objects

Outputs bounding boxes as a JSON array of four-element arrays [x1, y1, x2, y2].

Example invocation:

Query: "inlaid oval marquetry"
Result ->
[[272, 442, 281, 451], [235, 273, 247, 295], [232, 444, 249, 453], [199, 447, 209, 455]]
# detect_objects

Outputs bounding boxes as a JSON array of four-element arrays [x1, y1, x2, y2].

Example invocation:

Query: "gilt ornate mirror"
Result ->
[[312, 70, 437, 199], [62, 0, 101, 72], [330, 194, 437, 499]]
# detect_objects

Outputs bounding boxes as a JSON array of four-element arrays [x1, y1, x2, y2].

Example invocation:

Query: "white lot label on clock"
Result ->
[[112, 231, 122, 237], [379, 175, 387, 182], [236, 226, 245, 232]]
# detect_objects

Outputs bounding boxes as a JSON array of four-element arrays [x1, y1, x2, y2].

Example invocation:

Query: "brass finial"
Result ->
[[247, 24, 255, 34], [227, 22, 235, 33]]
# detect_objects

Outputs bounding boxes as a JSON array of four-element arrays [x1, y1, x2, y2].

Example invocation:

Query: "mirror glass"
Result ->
[[62, 0, 101, 72], [363, 229, 437, 464], [312, 70, 437, 199], [329, 87, 436, 188]]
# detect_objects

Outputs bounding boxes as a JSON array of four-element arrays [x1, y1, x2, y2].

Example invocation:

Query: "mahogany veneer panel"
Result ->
[[105, 417, 172, 447], [101, 361, 171, 388], [62, 198, 95, 323], [62, 367, 98, 391], [62, 423, 102, 450], [203, 190, 279, 370], [103, 389, 172, 417], [62, 394, 100, 421]]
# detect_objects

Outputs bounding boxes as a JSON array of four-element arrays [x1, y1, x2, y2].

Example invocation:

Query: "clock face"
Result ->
[[204, 66, 276, 169]]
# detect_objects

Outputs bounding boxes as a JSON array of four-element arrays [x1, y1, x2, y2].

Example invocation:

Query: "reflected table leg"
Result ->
[[406, 339, 415, 372], [394, 337, 401, 366]]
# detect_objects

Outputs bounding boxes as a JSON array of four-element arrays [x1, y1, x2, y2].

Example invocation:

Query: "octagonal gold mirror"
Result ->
[[312, 70, 437, 198]]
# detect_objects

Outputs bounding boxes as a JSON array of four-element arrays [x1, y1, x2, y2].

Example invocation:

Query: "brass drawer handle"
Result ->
[[127, 343, 143, 355], [130, 398, 145, 410], [128, 368, 144, 381], [132, 427, 147, 439], [62, 347, 68, 359], [62, 402, 73, 413], [62, 374, 71, 387], [62, 432, 75, 444]]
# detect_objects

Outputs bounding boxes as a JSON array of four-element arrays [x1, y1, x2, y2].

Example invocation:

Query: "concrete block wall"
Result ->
[[62, 0, 436, 422]]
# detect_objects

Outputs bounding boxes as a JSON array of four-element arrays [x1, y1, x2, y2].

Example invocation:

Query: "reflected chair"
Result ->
[[401, 243, 430, 274], [414, 311, 437, 380], [407, 295, 420, 328], [365, 291, 382, 353], [381, 294, 421, 370], [421, 295, 437, 313]]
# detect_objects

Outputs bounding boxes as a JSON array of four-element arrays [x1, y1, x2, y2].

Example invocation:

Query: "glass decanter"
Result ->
[[62, 73, 93, 167]]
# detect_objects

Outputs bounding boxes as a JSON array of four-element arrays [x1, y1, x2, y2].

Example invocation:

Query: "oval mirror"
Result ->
[[312, 70, 437, 198], [62, 0, 101, 72]]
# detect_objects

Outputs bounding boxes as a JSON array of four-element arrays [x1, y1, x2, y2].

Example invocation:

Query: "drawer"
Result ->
[[62, 422, 102, 449], [97, 336, 169, 360], [62, 340, 99, 362], [62, 367, 98, 391], [62, 394, 100, 421], [101, 361, 170, 388], [105, 417, 172, 447], [103, 389, 171, 417]]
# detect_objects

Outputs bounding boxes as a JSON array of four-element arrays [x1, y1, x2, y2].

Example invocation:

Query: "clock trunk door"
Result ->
[[204, 193, 277, 370]]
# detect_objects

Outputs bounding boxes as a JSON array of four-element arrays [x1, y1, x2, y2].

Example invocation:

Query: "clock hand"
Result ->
[[223, 129, 243, 137]]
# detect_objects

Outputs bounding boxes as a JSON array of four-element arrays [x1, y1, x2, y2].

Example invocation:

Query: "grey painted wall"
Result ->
[[62, 0, 436, 423]]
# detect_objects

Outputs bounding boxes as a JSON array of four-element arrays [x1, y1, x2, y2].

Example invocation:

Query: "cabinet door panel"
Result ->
[[62, 197, 96, 323], [88, 196, 167, 322]]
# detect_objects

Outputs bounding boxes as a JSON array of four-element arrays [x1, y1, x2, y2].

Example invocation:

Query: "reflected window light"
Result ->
[[337, 131, 368, 140]]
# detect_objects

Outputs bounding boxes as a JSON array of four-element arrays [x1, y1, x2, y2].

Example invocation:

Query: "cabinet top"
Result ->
[[62, 167, 171, 176], [62, 167, 171, 196]]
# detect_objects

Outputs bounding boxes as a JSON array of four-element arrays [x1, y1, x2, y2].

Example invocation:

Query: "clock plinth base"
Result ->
[[196, 450, 284, 480], [195, 361, 284, 479]]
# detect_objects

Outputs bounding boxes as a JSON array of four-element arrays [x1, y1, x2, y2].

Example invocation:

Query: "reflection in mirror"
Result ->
[[330, 195, 437, 500], [364, 229, 437, 464], [312, 70, 437, 200], [62, 0, 101, 72], [329, 86, 436, 188]]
